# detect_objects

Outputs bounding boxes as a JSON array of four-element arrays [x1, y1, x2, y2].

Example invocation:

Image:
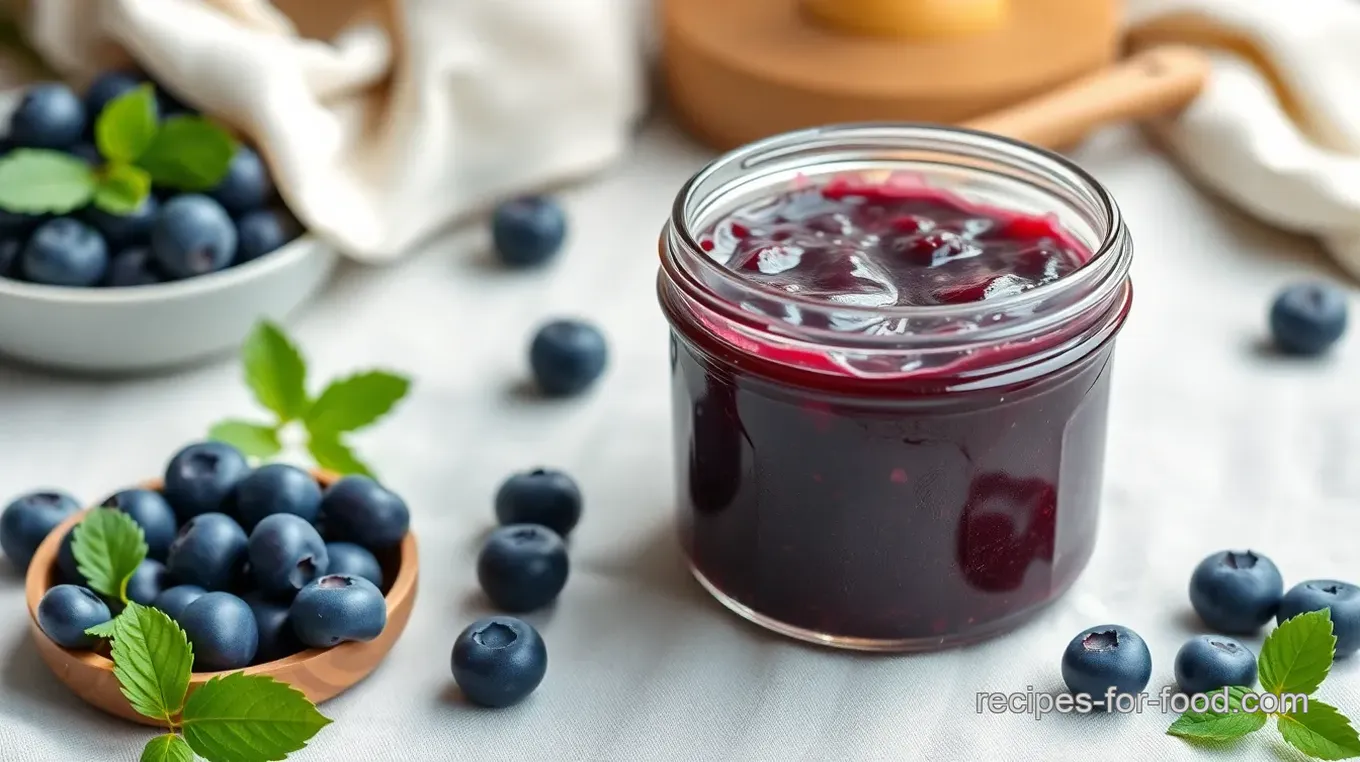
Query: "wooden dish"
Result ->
[[23, 472, 418, 727]]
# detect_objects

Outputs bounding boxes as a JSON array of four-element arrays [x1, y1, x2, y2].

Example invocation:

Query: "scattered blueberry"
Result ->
[[1189, 550, 1283, 633], [152, 584, 206, 622], [247, 514, 328, 599], [8, 83, 86, 149], [150, 195, 237, 280], [1061, 624, 1153, 701], [243, 591, 304, 663], [166, 512, 248, 591], [451, 616, 547, 708], [318, 476, 410, 551], [234, 464, 322, 531], [84, 71, 147, 120], [494, 469, 582, 538], [21, 218, 108, 286], [234, 208, 301, 264], [36, 584, 111, 649], [290, 574, 387, 647], [178, 591, 259, 670], [162, 441, 250, 521], [209, 146, 273, 216], [125, 559, 170, 605], [476, 524, 569, 613], [1277, 580, 1360, 658], [68, 142, 101, 165], [84, 195, 158, 250], [1270, 282, 1348, 356], [528, 319, 608, 397], [1174, 635, 1257, 694], [0, 237, 21, 278], [101, 489, 178, 560], [492, 196, 567, 267], [0, 491, 80, 571], [324, 542, 383, 588], [102, 247, 161, 287]]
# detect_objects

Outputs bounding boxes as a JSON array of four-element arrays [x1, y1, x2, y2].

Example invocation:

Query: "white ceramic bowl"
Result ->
[[0, 235, 337, 374]]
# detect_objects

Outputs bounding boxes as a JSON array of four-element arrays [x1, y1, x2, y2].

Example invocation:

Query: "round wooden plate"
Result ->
[[23, 472, 418, 727]]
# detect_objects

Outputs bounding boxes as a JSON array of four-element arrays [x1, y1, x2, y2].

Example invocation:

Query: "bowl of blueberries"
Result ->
[[0, 72, 337, 374], [6, 440, 416, 725]]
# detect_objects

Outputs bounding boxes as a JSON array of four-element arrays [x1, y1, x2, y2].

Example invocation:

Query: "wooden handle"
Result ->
[[965, 45, 1212, 149]]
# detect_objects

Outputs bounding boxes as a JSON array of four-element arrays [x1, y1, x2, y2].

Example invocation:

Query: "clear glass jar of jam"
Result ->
[[657, 124, 1133, 652]]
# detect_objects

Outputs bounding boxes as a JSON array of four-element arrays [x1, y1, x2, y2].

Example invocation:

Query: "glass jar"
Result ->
[[657, 124, 1133, 652]]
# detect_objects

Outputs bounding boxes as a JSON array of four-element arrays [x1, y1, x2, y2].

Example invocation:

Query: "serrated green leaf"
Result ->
[[137, 115, 237, 191], [307, 433, 373, 478], [0, 149, 95, 213], [96, 84, 158, 163], [304, 371, 411, 435], [1260, 609, 1336, 696], [93, 162, 152, 215], [71, 508, 148, 601], [84, 616, 120, 639], [1278, 700, 1360, 760], [181, 673, 331, 762], [109, 602, 193, 723], [141, 734, 193, 762], [241, 321, 309, 422], [208, 419, 283, 459], [1167, 686, 1267, 742]]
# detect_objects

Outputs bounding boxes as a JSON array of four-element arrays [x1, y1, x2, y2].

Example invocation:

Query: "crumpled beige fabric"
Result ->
[[20, 0, 647, 261]]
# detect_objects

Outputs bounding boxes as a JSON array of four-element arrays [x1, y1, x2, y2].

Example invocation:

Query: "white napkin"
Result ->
[[1127, 0, 1360, 278], [20, 0, 647, 262]]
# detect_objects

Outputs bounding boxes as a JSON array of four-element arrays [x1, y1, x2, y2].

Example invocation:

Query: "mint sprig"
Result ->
[[1168, 610, 1360, 760], [208, 320, 411, 479], [70, 508, 147, 602]]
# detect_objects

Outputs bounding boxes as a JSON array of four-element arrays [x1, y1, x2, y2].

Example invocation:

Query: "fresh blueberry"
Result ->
[[84, 194, 158, 250], [318, 476, 410, 551], [242, 591, 304, 663], [476, 524, 569, 613], [234, 208, 300, 264], [247, 514, 328, 599], [155, 85, 194, 120], [68, 142, 101, 165], [102, 247, 161, 287], [492, 196, 567, 267], [0, 237, 21, 278], [56, 529, 81, 583], [84, 71, 147, 120], [324, 542, 383, 588], [1061, 625, 1153, 701], [21, 218, 108, 286], [1270, 282, 1348, 355], [1277, 580, 1360, 658], [152, 584, 206, 622], [1189, 550, 1283, 633], [166, 513, 248, 591], [290, 574, 387, 647], [0, 491, 80, 571], [150, 195, 237, 279], [528, 319, 608, 397], [178, 592, 258, 670], [210, 146, 274, 216], [1175, 635, 1257, 694], [451, 616, 547, 708], [125, 559, 170, 605], [9, 83, 86, 148], [100, 489, 178, 560], [0, 208, 41, 238], [162, 441, 250, 521], [494, 469, 583, 538], [36, 584, 111, 649], [233, 464, 322, 531]]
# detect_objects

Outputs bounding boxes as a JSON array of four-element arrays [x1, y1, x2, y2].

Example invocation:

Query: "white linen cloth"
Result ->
[[20, 0, 647, 262]]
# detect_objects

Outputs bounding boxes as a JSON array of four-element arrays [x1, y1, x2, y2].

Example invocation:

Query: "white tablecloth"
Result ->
[[1, 121, 1357, 762]]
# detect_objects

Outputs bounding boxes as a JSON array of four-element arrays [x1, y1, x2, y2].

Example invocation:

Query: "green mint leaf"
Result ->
[[304, 371, 411, 435], [1278, 700, 1360, 760], [0, 149, 95, 214], [93, 162, 152, 215], [84, 616, 120, 639], [307, 433, 374, 478], [71, 508, 148, 601], [109, 602, 193, 723], [1167, 686, 1267, 742], [1260, 609, 1336, 696], [208, 419, 282, 459], [181, 672, 331, 762], [242, 321, 309, 422], [96, 84, 158, 163], [141, 734, 193, 762], [137, 115, 238, 191]]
